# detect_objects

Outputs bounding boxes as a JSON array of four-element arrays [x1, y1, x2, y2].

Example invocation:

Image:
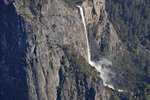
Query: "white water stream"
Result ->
[[77, 5, 95, 67], [77, 5, 123, 91]]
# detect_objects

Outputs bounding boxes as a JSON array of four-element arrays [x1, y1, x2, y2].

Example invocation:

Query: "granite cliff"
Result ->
[[0, 0, 122, 100]]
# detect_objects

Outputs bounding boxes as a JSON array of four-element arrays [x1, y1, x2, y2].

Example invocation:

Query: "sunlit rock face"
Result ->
[[76, 0, 124, 90], [0, 0, 113, 100]]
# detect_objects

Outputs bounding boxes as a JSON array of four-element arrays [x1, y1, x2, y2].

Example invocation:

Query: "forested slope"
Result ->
[[106, 0, 150, 99]]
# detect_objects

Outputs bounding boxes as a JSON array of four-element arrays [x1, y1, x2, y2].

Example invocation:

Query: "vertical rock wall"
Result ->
[[0, 0, 114, 100]]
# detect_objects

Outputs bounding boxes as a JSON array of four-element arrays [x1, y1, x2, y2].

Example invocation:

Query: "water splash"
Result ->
[[77, 5, 123, 91]]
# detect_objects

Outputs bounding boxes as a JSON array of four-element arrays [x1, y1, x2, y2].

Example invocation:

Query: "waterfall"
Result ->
[[77, 5, 116, 90], [77, 5, 95, 67]]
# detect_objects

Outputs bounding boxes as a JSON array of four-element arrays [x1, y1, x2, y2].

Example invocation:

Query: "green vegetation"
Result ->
[[101, 51, 110, 56], [60, 45, 99, 77], [57, 45, 101, 99], [61, 0, 76, 9], [106, 0, 150, 99], [106, 0, 150, 50]]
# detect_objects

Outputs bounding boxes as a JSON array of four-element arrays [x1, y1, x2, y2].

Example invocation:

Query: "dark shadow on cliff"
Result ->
[[0, 1, 28, 100]]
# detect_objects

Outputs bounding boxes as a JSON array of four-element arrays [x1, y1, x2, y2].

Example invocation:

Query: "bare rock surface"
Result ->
[[0, 0, 113, 100]]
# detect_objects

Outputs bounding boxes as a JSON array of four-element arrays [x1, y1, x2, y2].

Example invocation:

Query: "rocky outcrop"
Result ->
[[57, 46, 110, 100], [80, 0, 122, 60], [0, 1, 28, 100], [75, 0, 124, 90], [0, 0, 112, 100]]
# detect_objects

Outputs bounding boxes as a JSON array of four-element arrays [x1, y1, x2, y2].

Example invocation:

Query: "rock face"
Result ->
[[0, 0, 114, 100], [74, 0, 123, 88], [80, 0, 122, 60]]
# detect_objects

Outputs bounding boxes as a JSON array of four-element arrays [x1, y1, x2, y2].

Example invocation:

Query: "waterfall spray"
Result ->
[[77, 5, 118, 90]]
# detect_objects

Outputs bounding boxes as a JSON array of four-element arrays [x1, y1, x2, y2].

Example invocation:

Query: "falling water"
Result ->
[[77, 5, 118, 90], [77, 5, 95, 67]]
